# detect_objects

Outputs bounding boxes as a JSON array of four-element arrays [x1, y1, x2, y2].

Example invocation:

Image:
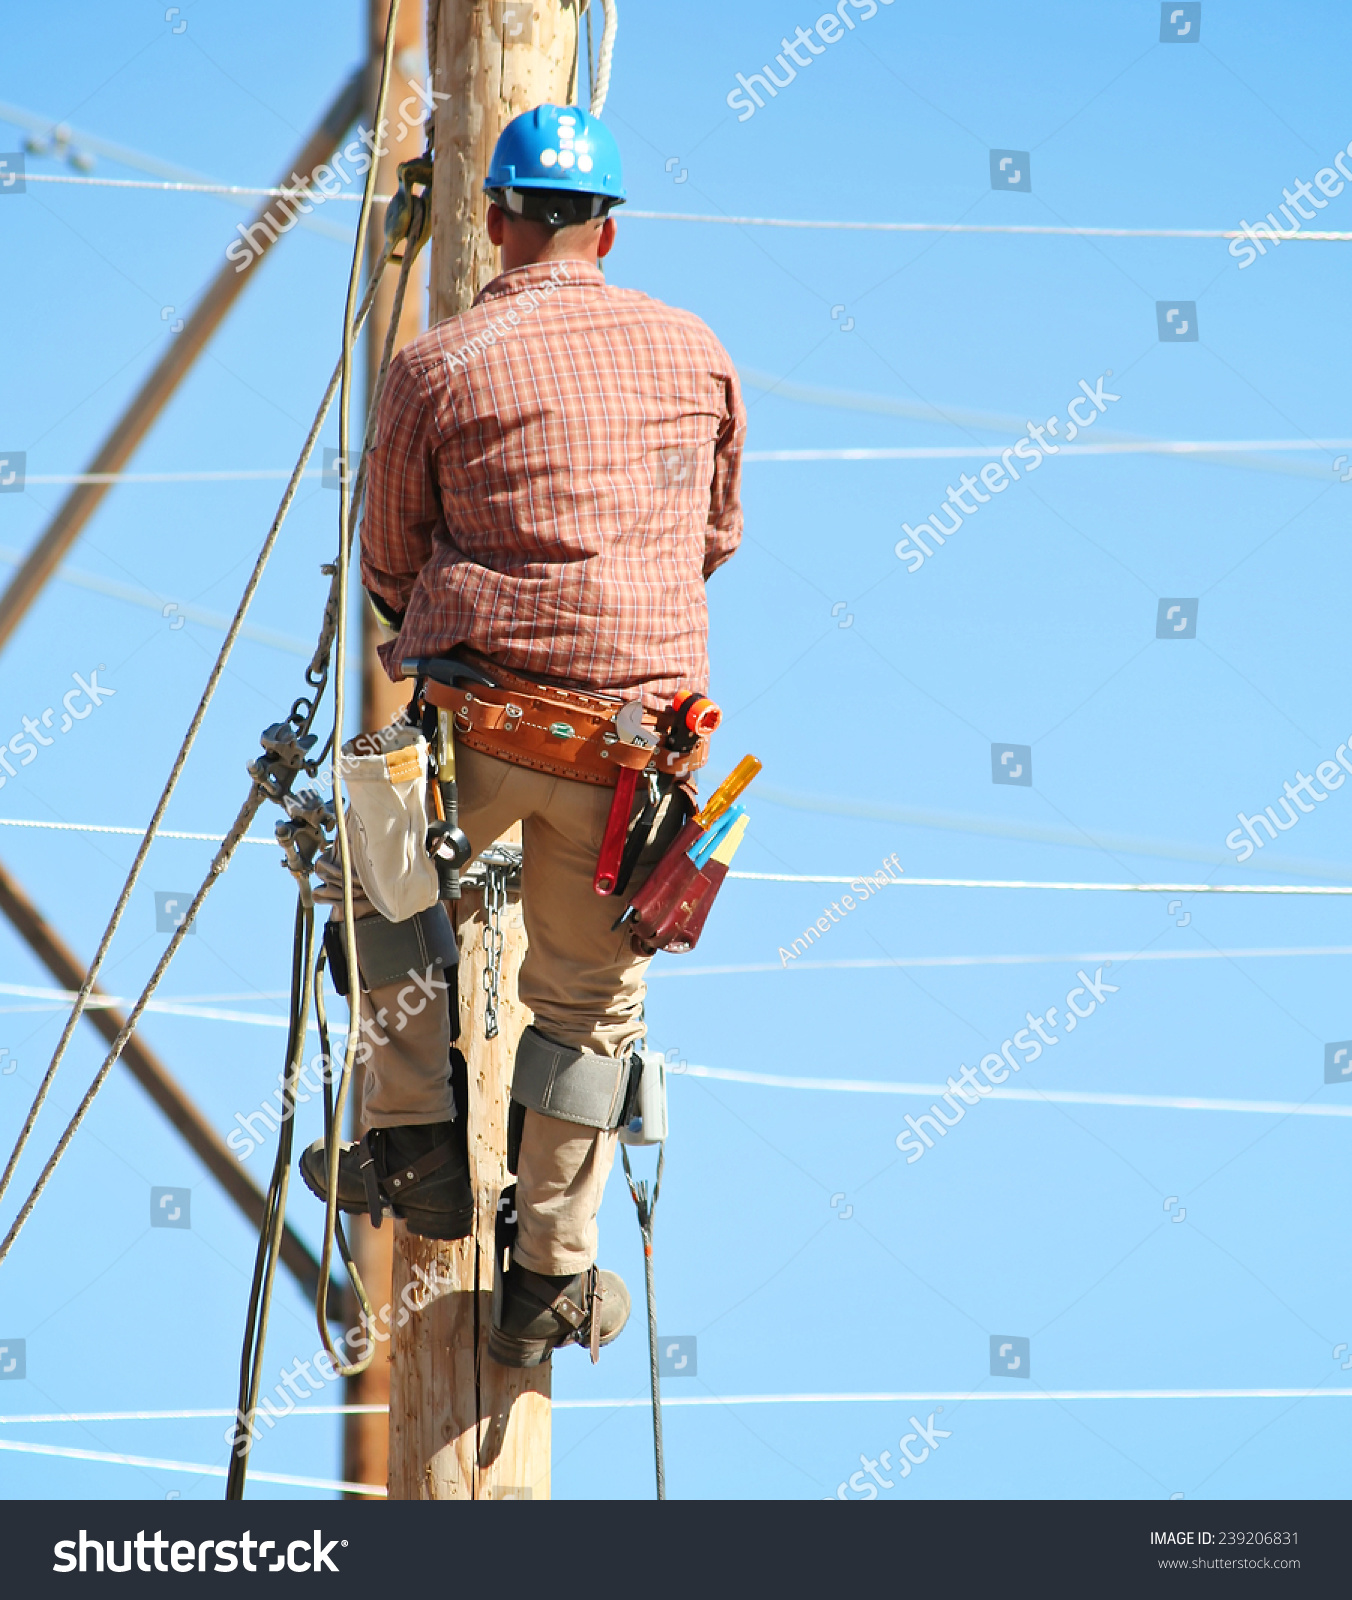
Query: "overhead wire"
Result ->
[[0, 815, 1346, 893], [19, 168, 1352, 244]]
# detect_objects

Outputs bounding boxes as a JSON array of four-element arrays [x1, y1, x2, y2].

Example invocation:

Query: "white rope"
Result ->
[[669, 1063, 1352, 1120], [626, 209, 1352, 242], [728, 872, 1352, 895], [589, 0, 618, 116], [0, 1437, 385, 1495]]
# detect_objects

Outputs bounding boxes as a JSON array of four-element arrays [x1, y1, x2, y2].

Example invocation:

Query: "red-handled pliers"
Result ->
[[593, 765, 640, 895], [594, 702, 658, 895]]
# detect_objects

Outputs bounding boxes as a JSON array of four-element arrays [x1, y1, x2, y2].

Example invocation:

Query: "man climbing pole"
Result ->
[[299, 104, 745, 1368]]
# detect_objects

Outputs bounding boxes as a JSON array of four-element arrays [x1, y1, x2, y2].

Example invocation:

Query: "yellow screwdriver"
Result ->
[[694, 754, 762, 830]]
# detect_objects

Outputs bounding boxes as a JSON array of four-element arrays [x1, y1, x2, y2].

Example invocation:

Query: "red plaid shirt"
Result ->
[[361, 258, 745, 708]]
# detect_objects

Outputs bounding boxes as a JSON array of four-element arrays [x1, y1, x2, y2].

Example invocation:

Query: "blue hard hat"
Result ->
[[484, 104, 626, 203]]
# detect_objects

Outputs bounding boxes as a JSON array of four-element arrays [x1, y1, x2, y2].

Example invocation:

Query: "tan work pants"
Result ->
[[359, 743, 681, 1275]]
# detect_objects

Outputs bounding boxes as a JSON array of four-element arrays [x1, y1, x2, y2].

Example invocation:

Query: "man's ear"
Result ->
[[486, 202, 505, 246], [596, 214, 617, 260]]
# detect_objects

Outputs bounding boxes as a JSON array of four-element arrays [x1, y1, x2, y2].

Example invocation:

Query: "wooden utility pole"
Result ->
[[386, 0, 583, 1501], [345, 0, 433, 1498]]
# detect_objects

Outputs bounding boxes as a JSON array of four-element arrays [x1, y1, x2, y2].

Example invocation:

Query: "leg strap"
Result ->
[[510, 1026, 640, 1131], [342, 904, 459, 994], [355, 1128, 460, 1227]]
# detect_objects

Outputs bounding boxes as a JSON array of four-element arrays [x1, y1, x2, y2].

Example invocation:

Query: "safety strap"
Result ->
[[544, 1267, 604, 1363], [356, 1128, 459, 1229], [324, 904, 458, 996], [510, 1025, 640, 1130]]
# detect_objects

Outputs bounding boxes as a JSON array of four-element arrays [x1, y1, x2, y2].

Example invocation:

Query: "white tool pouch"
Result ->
[[340, 725, 440, 924]]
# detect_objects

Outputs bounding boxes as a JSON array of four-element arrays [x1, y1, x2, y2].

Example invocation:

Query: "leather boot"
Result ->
[[488, 1263, 631, 1367], [299, 1121, 473, 1240]]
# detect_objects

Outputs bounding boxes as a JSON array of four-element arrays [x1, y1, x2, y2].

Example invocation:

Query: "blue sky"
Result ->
[[0, 0, 1349, 1501]]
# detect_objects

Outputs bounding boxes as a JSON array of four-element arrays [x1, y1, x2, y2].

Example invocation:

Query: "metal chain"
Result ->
[[481, 860, 508, 1039]]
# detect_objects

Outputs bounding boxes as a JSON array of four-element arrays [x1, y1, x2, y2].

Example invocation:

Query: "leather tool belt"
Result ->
[[417, 653, 710, 788]]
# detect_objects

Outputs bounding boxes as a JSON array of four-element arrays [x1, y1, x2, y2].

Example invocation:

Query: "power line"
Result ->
[[730, 873, 1352, 895], [19, 435, 1350, 486], [755, 783, 1352, 882], [651, 946, 1352, 977], [0, 545, 313, 656], [20, 171, 383, 202], [20, 470, 318, 484], [2, 813, 1349, 904], [0, 817, 1344, 895], [4, 1387, 1347, 1429], [20, 171, 1352, 243], [0, 1436, 384, 1495], [628, 210, 1352, 243], [0, 817, 275, 844], [745, 440, 1352, 462], [668, 1063, 1352, 1121]]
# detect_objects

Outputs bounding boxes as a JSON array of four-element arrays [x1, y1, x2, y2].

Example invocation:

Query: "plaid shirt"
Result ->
[[361, 258, 745, 708]]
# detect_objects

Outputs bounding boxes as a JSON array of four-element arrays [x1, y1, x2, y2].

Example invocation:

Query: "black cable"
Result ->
[[226, 894, 314, 1499]]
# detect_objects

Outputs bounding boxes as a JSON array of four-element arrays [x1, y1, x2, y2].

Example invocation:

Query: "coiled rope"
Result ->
[[589, 0, 617, 117]]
